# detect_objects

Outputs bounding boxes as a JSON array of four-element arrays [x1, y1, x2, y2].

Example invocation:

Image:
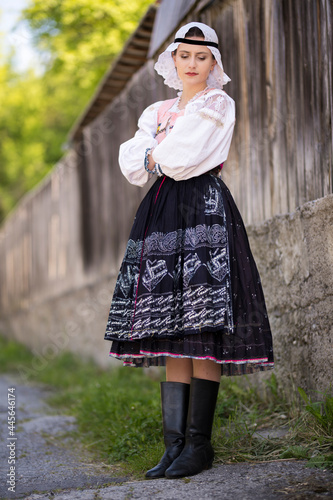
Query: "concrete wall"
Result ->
[[247, 194, 333, 394]]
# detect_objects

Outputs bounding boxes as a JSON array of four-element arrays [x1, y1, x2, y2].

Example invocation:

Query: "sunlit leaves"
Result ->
[[22, 0, 151, 74], [0, 0, 153, 223]]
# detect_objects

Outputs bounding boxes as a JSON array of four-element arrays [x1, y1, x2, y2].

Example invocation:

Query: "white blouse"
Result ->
[[119, 89, 236, 186]]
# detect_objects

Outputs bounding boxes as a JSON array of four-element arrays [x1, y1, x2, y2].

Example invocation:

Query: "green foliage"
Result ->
[[296, 386, 333, 470], [280, 446, 309, 459], [1, 64, 44, 216], [307, 453, 333, 470], [0, 0, 152, 223], [298, 386, 333, 435], [22, 0, 150, 75], [0, 336, 35, 371], [213, 377, 333, 471], [76, 368, 162, 464]]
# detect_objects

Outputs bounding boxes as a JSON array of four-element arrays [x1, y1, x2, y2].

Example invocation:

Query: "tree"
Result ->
[[0, 0, 153, 223]]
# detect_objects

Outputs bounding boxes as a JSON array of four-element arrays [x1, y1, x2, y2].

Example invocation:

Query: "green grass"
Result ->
[[213, 385, 333, 470], [1, 335, 332, 476]]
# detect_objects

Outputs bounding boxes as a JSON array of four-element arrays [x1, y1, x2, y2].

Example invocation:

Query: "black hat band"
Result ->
[[174, 38, 218, 49]]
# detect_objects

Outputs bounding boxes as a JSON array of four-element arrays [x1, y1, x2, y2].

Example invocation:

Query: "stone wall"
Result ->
[[247, 194, 333, 394]]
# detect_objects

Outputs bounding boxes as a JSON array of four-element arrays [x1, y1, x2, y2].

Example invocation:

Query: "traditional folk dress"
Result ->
[[104, 87, 274, 376]]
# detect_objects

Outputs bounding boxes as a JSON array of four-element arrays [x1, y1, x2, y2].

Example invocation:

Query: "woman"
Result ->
[[104, 22, 274, 479]]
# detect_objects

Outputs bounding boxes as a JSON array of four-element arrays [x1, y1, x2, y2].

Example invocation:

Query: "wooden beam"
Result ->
[[125, 47, 148, 57], [135, 28, 151, 38], [102, 80, 125, 89], [119, 55, 147, 64], [112, 65, 137, 74], [130, 39, 151, 48]]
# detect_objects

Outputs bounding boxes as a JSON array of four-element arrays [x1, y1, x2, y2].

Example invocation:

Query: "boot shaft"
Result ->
[[186, 377, 220, 441], [161, 381, 190, 446]]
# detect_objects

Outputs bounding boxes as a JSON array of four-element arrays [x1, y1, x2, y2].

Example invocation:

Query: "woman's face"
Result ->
[[172, 37, 216, 89]]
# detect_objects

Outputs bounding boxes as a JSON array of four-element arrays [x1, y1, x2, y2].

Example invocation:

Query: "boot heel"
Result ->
[[205, 460, 213, 470]]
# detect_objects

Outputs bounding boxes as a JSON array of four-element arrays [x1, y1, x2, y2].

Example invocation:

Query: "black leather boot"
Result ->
[[145, 381, 190, 479], [165, 377, 220, 479]]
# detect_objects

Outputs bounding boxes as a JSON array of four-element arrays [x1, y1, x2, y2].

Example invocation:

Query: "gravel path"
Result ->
[[1, 374, 332, 500], [0, 375, 125, 499]]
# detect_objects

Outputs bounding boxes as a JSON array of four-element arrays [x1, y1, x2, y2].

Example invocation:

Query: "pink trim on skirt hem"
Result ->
[[109, 349, 274, 366]]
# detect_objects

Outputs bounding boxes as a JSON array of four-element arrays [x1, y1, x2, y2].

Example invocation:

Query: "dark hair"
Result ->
[[172, 26, 215, 59], [184, 26, 205, 38]]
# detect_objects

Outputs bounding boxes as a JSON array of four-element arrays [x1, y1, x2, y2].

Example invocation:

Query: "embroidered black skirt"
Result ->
[[104, 173, 274, 376]]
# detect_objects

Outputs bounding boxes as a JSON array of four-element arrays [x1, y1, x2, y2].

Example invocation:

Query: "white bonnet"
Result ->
[[154, 21, 231, 91]]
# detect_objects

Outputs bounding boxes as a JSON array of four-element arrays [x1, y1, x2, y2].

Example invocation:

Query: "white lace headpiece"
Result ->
[[154, 22, 231, 91]]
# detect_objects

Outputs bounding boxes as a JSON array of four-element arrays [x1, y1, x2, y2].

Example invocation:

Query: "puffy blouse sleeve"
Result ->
[[118, 101, 162, 186], [152, 91, 236, 181]]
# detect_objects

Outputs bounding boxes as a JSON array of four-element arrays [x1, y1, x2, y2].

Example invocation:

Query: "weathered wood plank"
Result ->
[[320, 0, 333, 196], [303, 0, 317, 203], [283, 0, 297, 211], [235, 0, 252, 222]]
